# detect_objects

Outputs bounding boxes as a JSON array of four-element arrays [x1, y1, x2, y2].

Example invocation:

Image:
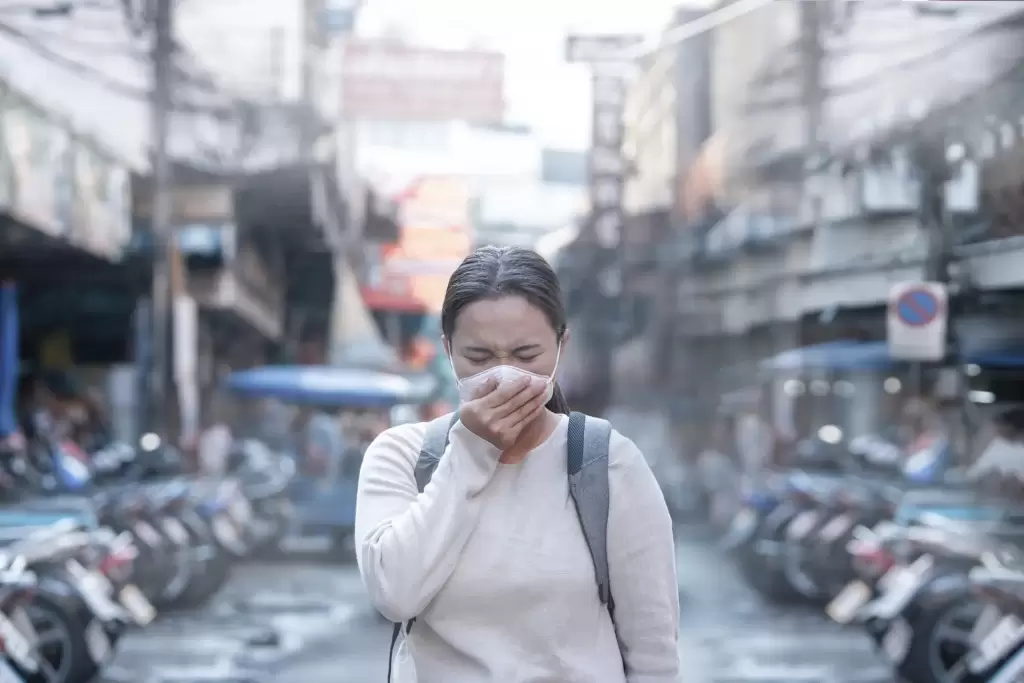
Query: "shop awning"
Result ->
[[225, 365, 435, 407], [331, 257, 402, 369], [762, 340, 1024, 372], [761, 340, 891, 373]]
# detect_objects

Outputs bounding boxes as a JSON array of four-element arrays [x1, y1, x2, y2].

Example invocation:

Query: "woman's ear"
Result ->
[[560, 326, 571, 350], [441, 334, 451, 360]]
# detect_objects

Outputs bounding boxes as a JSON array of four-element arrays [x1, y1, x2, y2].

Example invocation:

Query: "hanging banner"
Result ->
[[4, 102, 70, 237], [887, 281, 948, 361], [72, 144, 132, 260]]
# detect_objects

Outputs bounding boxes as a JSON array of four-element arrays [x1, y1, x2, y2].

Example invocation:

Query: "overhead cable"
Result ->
[[0, 18, 236, 116]]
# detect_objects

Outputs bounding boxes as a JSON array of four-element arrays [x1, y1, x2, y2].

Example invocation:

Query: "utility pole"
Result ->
[[915, 140, 972, 453], [797, 0, 824, 367], [300, 0, 326, 159], [148, 0, 176, 437], [911, 140, 951, 406]]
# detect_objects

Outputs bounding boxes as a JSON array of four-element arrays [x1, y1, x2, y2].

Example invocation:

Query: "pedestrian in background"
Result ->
[[697, 413, 741, 530], [735, 393, 777, 487], [197, 402, 233, 478]]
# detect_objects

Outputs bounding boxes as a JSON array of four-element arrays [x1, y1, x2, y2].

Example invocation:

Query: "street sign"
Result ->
[[887, 281, 948, 361], [565, 34, 644, 64]]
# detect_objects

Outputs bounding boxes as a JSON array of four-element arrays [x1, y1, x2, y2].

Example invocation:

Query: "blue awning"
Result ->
[[225, 366, 436, 407], [761, 340, 885, 372], [764, 340, 1024, 373], [963, 348, 1024, 368]]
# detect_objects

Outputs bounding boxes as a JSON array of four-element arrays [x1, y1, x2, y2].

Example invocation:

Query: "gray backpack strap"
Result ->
[[414, 412, 459, 493], [566, 411, 614, 611], [389, 412, 460, 682]]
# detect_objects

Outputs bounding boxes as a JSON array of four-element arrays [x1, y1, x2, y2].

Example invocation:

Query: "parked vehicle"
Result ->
[[822, 490, 1024, 683], [0, 401, 298, 682], [224, 365, 434, 558]]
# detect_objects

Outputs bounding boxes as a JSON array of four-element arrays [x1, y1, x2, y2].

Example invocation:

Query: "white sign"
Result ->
[[565, 34, 644, 64], [887, 281, 948, 361]]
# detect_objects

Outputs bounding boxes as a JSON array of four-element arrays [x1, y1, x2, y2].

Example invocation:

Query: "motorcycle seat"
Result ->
[[149, 483, 189, 509], [969, 566, 1024, 600], [906, 523, 1003, 561]]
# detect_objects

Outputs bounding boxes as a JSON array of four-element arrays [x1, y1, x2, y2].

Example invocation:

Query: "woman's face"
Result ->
[[445, 295, 566, 381]]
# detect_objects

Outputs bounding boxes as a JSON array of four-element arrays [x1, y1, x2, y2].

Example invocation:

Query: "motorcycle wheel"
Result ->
[[895, 596, 987, 683], [103, 520, 159, 603], [175, 536, 232, 608], [247, 498, 291, 556], [732, 512, 800, 604], [24, 594, 98, 683], [156, 519, 195, 607], [733, 539, 799, 603], [130, 523, 178, 604]]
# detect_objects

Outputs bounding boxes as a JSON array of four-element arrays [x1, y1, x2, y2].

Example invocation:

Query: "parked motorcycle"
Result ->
[[829, 507, 1023, 683]]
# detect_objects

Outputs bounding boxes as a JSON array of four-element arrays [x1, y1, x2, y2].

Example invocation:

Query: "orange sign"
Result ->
[[361, 176, 472, 314]]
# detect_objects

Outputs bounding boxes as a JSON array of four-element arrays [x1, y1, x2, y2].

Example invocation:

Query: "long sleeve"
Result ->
[[354, 420, 503, 622], [606, 433, 681, 683]]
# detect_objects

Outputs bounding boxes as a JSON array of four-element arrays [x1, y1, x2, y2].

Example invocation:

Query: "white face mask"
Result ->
[[448, 343, 562, 404]]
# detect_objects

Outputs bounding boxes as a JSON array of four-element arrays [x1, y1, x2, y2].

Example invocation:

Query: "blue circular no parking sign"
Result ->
[[895, 288, 943, 328]]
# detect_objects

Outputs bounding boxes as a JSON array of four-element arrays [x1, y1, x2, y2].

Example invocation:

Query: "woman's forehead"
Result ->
[[453, 296, 553, 342]]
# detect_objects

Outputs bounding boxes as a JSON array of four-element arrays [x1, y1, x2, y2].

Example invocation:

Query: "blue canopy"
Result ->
[[761, 340, 894, 373], [965, 348, 1024, 368], [225, 366, 436, 407], [763, 339, 1024, 374]]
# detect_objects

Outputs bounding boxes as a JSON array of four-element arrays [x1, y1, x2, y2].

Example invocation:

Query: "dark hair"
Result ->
[[441, 245, 570, 415]]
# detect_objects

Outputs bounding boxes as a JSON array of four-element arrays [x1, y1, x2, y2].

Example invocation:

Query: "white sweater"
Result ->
[[355, 415, 680, 683]]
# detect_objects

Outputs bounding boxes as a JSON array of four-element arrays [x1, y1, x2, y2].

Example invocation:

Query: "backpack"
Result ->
[[387, 411, 616, 682]]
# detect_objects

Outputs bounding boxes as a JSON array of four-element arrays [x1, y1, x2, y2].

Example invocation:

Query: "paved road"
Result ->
[[92, 538, 894, 682], [99, 558, 368, 683], [278, 535, 897, 683]]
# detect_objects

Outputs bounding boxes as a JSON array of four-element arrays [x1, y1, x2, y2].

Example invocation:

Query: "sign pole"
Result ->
[[915, 140, 972, 454], [563, 34, 640, 416]]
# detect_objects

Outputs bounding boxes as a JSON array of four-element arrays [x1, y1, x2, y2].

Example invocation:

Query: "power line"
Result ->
[[9, 25, 146, 55], [616, 0, 775, 61], [745, 10, 1024, 115], [0, 18, 241, 116]]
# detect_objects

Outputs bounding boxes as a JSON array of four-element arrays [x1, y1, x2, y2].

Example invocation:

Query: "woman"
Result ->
[[355, 246, 679, 683]]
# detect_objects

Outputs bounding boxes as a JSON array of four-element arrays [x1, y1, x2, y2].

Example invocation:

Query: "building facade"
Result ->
[[623, 0, 1024, 451]]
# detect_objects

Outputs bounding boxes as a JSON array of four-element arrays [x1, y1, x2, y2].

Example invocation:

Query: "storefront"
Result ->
[[0, 84, 136, 362], [0, 82, 137, 442]]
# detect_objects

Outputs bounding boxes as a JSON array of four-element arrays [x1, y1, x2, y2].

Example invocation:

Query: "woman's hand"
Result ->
[[459, 376, 549, 450]]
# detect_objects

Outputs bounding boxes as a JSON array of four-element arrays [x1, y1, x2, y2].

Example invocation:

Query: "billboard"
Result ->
[[340, 41, 505, 123], [360, 177, 473, 314]]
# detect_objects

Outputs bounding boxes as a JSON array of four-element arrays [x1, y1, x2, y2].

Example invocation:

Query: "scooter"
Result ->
[[850, 517, 1004, 683], [801, 480, 900, 601], [959, 560, 1024, 683]]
